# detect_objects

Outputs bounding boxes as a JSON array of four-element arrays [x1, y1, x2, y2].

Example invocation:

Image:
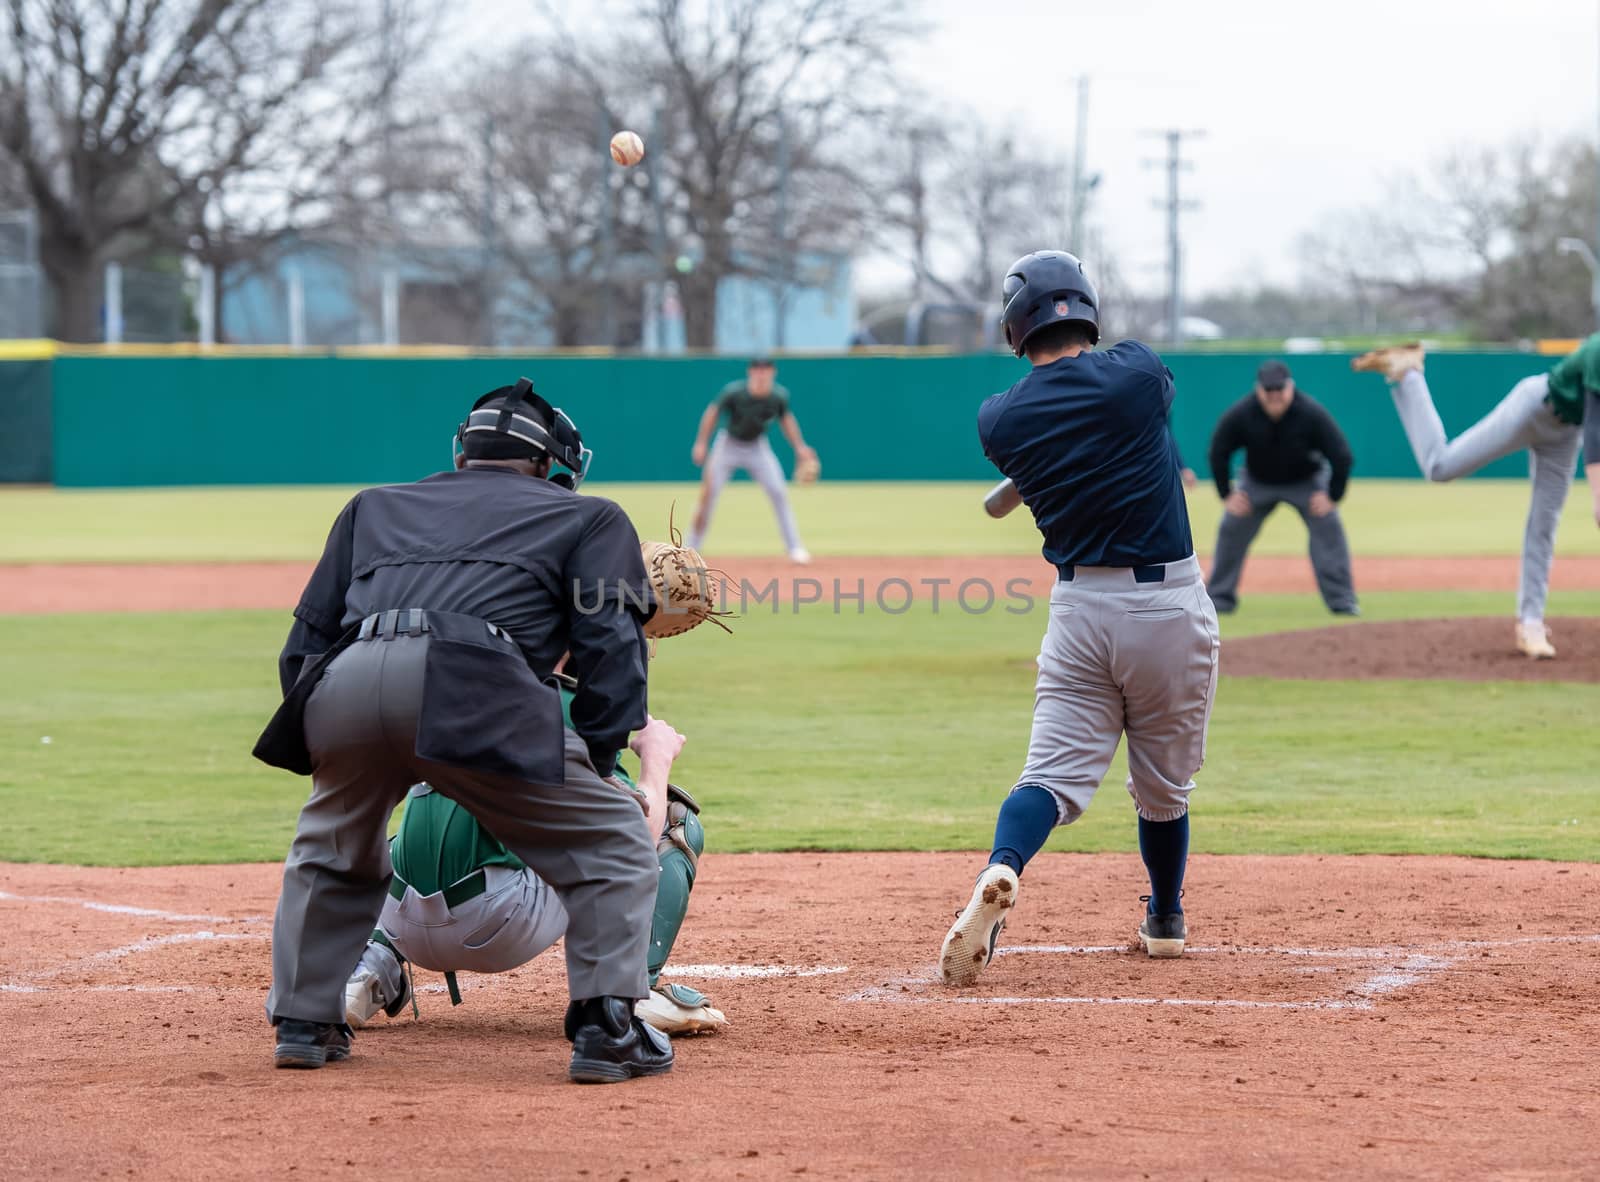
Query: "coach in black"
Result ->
[[254, 379, 673, 1084], [1205, 359, 1358, 615]]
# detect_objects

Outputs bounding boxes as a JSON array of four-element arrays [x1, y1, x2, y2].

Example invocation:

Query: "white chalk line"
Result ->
[[1, 930, 265, 990], [0, 889, 264, 926], [843, 935, 1600, 1011]]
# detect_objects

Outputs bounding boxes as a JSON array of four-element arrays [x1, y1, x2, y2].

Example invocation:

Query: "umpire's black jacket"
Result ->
[[254, 467, 653, 781]]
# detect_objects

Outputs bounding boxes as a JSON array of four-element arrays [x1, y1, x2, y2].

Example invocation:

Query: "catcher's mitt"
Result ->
[[640, 537, 733, 640], [794, 451, 821, 485]]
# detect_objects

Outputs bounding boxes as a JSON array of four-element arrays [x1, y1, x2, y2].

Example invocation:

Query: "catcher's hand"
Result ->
[[794, 449, 821, 485], [640, 536, 734, 640]]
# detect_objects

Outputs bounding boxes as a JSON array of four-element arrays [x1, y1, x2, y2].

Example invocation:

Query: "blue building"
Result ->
[[221, 238, 854, 353]]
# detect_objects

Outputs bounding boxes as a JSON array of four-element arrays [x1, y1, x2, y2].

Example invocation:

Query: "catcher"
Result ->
[[343, 539, 731, 1038], [685, 356, 820, 563]]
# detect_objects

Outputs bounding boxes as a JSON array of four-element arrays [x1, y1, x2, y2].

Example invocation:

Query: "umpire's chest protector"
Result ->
[[253, 612, 567, 787]]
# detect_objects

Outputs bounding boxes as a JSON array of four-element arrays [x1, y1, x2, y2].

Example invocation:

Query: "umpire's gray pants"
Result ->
[[687, 431, 803, 552], [1014, 555, 1220, 825], [1206, 471, 1357, 613], [1392, 371, 1581, 624], [266, 635, 657, 1025]]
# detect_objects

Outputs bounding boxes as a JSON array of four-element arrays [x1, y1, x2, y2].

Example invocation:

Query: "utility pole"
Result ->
[[774, 109, 791, 349], [598, 106, 617, 348], [1143, 128, 1203, 344], [479, 114, 497, 348], [1068, 76, 1090, 254]]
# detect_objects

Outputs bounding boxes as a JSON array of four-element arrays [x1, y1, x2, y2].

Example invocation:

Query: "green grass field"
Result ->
[[3, 478, 1599, 561], [1, 479, 1596, 867], [1, 589, 1596, 866]]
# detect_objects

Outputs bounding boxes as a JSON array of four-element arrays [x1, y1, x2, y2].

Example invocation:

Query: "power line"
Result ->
[[1142, 128, 1204, 344]]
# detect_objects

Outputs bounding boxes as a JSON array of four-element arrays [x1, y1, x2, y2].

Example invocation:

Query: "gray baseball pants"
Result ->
[[1206, 470, 1357, 613], [1392, 370, 1581, 624], [687, 431, 803, 552], [1013, 555, 1220, 825], [266, 634, 657, 1025], [381, 863, 568, 974]]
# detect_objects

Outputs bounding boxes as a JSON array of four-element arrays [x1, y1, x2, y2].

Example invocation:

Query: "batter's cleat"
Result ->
[[1138, 908, 1188, 959], [344, 961, 412, 1029], [1515, 621, 1556, 660], [636, 983, 728, 1036], [567, 996, 675, 1084], [788, 546, 813, 564], [1351, 342, 1425, 383], [272, 1019, 353, 1069], [938, 864, 1019, 986]]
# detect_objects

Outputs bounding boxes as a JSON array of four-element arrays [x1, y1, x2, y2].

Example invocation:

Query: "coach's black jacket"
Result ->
[[253, 467, 653, 780]]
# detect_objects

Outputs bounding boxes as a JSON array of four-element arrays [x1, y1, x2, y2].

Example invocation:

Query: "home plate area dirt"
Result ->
[[3, 853, 1598, 1180]]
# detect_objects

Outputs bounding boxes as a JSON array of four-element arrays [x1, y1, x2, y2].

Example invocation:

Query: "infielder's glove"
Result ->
[[794, 452, 821, 485], [640, 537, 733, 640]]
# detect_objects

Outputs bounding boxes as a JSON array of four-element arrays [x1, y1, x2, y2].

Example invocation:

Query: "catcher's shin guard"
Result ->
[[648, 790, 704, 987]]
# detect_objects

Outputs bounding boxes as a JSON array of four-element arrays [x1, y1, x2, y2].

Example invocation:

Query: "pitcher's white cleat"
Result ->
[[939, 864, 1019, 986], [1350, 342, 1426, 383], [1515, 621, 1556, 660]]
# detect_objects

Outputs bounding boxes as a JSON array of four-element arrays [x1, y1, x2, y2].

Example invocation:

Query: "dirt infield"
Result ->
[[3, 854, 1598, 1180], [1225, 616, 1600, 682], [5, 553, 1600, 613]]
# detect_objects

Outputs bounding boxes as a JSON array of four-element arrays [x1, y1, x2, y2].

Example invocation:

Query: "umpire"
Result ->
[[1205, 360, 1359, 615], [254, 379, 673, 1084]]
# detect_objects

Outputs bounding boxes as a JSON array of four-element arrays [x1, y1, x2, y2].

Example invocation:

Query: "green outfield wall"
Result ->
[[32, 349, 1570, 487], [0, 360, 52, 482]]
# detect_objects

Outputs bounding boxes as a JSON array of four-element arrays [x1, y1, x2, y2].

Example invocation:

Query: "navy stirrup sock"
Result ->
[[1138, 813, 1189, 915], [988, 785, 1059, 876]]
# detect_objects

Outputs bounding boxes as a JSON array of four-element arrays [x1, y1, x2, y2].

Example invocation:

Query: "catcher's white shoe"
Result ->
[[636, 984, 727, 1035], [1515, 621, 1556, 660], [1350, 342, 1425, 383], [939, 864, 1019, 986], [344, 967, 389, 1029]]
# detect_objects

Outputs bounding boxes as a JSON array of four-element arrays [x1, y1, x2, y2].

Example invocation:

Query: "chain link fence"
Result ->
[[0, 210, 45, 339]]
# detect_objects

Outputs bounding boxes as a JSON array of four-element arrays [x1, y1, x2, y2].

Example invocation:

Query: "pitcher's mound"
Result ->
[[1225, 616, 1600, 682]]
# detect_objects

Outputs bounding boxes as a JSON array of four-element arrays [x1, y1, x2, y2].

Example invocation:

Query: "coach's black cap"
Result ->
[[1256, 360, 1292, 390]]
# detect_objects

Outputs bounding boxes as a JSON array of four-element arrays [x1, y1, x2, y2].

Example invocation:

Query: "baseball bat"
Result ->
[[983, 478, 1022, 519]]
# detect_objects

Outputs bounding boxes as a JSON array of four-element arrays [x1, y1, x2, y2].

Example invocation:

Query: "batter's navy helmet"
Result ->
[[999, 250, 1100, 356]]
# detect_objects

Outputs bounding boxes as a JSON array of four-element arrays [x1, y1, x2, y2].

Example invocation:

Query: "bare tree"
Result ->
[[0, 0, 394, 341], [1298, 137, 1598, 340], [539, 0, 915, 348]]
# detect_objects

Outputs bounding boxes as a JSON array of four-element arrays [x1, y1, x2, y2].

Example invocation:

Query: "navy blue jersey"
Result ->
[[978, 341, 1194, 568]]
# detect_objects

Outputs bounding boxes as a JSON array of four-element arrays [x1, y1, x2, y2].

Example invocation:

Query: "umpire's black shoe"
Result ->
[[566, 996, 674, 1084], [272, 1019, 353, 1069]]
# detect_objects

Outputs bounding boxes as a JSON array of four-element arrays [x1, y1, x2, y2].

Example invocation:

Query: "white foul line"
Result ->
[[667, 964, 849, 980], [0, 889, 262, 925], [1, 930, 265, 989]]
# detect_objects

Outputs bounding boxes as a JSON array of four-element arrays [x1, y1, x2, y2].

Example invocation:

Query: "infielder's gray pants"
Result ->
[[1393, 371, 1581, 623], [1014, 555, 1220, 825], [687, 431, 803, 552], [267, 635, 657, 1025], [1206, 471, 1357, 613]]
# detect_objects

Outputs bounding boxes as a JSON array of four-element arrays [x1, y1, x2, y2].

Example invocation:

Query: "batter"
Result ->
[[939, 250, 1220, 986]]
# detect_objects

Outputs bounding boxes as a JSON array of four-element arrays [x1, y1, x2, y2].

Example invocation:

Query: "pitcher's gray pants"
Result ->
[[1206, 471, 1357, 613], [267, 634, 657, 1025], [687, 431, 803, 552], [1392, 371, 1581, 624], [1013, 555, 1220, 825]]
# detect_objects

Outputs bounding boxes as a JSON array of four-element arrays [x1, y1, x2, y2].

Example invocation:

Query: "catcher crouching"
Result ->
[[343, 537, 730, 1040]]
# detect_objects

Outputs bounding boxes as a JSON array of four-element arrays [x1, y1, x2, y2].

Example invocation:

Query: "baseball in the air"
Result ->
[[610, 130, 645, 167]]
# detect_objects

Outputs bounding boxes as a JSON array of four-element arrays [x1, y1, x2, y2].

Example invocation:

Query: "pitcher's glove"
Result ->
[[640, 538, 733, 640], [794, 451, 821, 485]]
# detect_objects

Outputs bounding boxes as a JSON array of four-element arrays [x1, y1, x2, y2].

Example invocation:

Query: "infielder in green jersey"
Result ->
[[343, 673, 725, 1036], [1353, 336, 1600, 659]]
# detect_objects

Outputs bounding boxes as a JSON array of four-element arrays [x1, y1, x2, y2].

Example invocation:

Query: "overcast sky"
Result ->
[[457, 0, 1599, 299]]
